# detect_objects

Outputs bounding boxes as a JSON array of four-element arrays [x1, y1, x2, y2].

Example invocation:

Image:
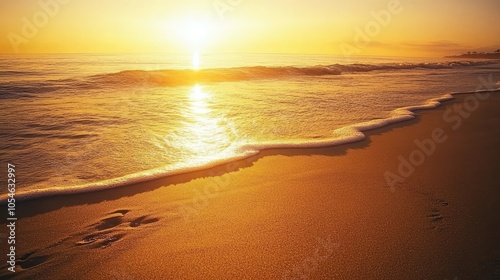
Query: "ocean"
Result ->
[[1, 53, 499, 201]]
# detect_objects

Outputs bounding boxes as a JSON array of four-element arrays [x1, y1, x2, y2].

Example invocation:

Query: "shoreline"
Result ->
[[3, 88, 499, 205], [1, 92, 500, 279]]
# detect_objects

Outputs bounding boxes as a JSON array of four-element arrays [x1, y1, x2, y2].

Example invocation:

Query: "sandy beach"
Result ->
[[2, 92, 499, 279]]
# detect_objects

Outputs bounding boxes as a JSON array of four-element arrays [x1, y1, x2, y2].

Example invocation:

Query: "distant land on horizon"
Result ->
[[445, 52, 500, 59]]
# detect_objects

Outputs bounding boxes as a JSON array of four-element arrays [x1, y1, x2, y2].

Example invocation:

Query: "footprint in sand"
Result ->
[[91, 209, 131, 231], [76, 232, 125, 249], [19, 255, 50, 269], [428, 198, 449, 230], [0, 210, 161, 276], [76, 233, 107, 245], [130, 216, 160, 228], [94, 233, 126, 249], [411, 189, 450, 230], [435, 198, 449, 207], [94, 214, 124, 231], [15, 251, 50, 270], [428, 208, 444, 222], [76, 209, 159, 249]]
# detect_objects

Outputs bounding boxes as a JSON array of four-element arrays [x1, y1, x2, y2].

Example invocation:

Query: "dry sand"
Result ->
[[1, 93, 499, 279]]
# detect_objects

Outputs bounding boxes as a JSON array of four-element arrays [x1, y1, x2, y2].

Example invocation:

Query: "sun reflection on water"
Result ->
[[165, 85, 238, 164], [191, 51, 201, 70]]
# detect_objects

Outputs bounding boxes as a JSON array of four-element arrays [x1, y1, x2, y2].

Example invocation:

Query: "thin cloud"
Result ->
[[400, 41, 465, 50]]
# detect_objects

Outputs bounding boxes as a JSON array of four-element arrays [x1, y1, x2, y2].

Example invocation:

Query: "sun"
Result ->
[[185, 22, 211, 48], [165, 13, 220, 69], [167, 13, 219, 51]]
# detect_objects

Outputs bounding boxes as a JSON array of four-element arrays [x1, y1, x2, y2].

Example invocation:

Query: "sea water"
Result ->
[[1, 53, 499, 201]]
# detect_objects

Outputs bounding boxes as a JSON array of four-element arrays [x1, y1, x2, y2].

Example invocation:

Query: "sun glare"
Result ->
[[192, 50, 201, 70], [190, 85, 207, 101], [185, 22, 210, 47], [168, 14, 218, 50], [166, 14, 219, 69]]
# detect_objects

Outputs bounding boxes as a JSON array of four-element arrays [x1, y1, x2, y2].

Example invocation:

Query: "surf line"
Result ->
[[385, 82, 499, 191]]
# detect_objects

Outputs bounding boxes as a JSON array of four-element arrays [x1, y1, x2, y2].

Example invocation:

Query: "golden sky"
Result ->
[[1, 0, 499, 56]]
